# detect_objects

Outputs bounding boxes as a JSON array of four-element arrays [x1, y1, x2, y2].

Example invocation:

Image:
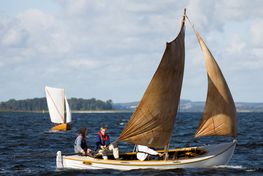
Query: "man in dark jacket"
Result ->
[[95, 127, 119, 160]]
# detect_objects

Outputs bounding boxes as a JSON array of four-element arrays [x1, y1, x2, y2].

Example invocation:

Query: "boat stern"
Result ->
[[201, 140, 237, 167], [56, 151, 63, 169]]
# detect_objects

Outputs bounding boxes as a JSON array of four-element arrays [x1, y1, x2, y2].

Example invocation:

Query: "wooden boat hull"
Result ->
[[56, 140, 236, 170], [51, 123, 70, 131]]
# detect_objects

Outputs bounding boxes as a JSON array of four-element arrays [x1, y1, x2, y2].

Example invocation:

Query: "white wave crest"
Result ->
[[214, 165, 244, 169]]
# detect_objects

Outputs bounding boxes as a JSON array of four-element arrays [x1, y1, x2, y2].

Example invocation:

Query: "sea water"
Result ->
[[0, 112, 262, 175]]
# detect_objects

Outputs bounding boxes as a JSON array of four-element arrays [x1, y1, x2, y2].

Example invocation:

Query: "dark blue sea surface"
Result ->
[[0, 112, 262, 175]]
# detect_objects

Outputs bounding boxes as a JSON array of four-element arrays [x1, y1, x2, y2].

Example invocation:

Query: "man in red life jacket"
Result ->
[[95, 127, 119, 160]]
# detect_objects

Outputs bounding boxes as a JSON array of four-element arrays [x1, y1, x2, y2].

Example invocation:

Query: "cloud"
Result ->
[[0, 0, 262, 102], [66, 58, 104, 70], [225, 34, 246, 54], [1, 28, 27, 47], [250, 19, 263, 47], [216, 0, 263, 22], [16, 9, 54, 30]]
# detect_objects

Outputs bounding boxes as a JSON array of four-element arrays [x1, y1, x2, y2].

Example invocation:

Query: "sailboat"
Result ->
[[56, 9, 237, 169], [45, 86, 72, 131]]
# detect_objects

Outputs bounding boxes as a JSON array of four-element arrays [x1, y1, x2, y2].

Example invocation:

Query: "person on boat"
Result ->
[[95, 126, 119, 160], [136, 145, 164, 161], [74, 128, 92, 156]]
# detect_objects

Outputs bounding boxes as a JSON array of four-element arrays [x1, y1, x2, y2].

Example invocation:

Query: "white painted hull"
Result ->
[[56, 140, 236, 170]]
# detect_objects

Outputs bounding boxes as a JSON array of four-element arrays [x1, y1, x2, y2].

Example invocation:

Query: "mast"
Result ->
[[164, 9, 187, 158]]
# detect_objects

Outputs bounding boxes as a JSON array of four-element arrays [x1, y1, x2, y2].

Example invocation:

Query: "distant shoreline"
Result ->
[[72, 110, 133, 113], [1, 98, 263, 112]]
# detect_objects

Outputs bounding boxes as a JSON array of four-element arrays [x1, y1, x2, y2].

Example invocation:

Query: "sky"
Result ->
[[0, 0, 262, 103]]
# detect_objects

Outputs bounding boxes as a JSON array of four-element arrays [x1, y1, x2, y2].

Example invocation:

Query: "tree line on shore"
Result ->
[[0, 98, 113, 111]]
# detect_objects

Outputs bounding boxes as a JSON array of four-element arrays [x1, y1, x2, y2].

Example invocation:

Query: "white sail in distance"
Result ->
[[45, 86, 65, 124]]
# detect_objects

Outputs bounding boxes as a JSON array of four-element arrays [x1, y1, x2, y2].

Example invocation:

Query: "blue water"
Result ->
[[0, 112, 262, 175]]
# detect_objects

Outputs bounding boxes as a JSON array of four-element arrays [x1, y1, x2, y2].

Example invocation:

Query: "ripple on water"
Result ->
[[0, 112, 263, 175]]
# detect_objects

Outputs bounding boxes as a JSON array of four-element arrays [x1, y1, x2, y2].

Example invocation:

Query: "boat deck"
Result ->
[[91, 147, 207, 161]]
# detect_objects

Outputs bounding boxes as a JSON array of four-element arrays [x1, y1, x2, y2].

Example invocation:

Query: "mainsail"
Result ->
[[118, 15, 186, 148], [194, 32, 237, 138], [45, 86, 65, 124]]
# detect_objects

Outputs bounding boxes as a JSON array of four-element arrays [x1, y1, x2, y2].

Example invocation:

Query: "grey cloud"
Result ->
[[0, 0, 262, 102]]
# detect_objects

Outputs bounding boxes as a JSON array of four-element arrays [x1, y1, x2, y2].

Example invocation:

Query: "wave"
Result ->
[[214, 165, 263, 173], [214, 165, 244, 169]]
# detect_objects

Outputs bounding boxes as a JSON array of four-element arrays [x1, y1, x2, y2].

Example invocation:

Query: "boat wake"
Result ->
[[213, 165, 263, 173], [214, 165, 244, 169]]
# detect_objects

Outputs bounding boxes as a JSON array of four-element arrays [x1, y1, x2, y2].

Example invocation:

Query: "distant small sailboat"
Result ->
[[56, 9, 237, 170], [45, 86, 72, 131]]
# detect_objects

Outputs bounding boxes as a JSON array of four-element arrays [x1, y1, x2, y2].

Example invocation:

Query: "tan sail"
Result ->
[[194, 32, 237, 138], [119, 15, 186, 148]]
